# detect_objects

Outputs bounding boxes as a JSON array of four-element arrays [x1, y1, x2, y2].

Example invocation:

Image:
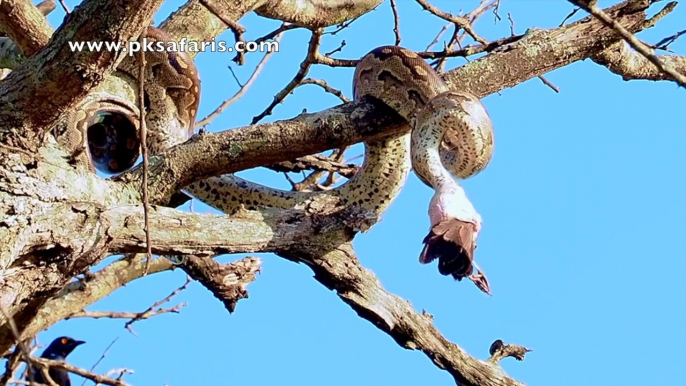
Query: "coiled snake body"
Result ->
[[57, 41, 495, 294], [185, 46, 495, 294], [55, 27, 200, 174]]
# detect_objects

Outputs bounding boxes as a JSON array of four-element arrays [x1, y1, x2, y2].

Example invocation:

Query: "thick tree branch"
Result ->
[[114, 98, 405, 205], [104, 204, 327, 256], [593, 40, 686, 82], [159, 0, 264, 56], [569, 0, 686, 87], [116, 0, 657, 207], [14, 254, 174, 344], [284, 242, 525, 386], [0, 0, 165, 140], [254, 0, 383, 29], [0, 0, 54, 56], [0, 194, 375, 351]]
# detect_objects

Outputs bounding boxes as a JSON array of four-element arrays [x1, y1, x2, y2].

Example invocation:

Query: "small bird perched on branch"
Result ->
[[26, 336, 85, 386]]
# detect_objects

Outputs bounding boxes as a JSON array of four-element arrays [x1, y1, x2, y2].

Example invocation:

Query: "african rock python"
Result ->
[[56, 40, 495, 292], [54, 27, 200, 174]]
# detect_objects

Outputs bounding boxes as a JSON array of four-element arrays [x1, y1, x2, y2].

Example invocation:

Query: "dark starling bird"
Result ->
[[26, 336, 85, 386]]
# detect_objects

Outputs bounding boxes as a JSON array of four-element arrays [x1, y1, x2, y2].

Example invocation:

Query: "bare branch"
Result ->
[[15, 255, 174, 345], [251, 29, 323, 124], [254, 0, 383, 29], [123, 276, 191, 333], [487, 340, 533, 364], [390, 0, 401, 45], [415, 0, 489, 45], [0, 0, 54, 56], [569, 0, 686, 87], [21, 357, 131, 386], [196, 32, 283, 127], [299, 78, 350, 103], [179, 256, 262, 313], [592, 40, 686, 82], [284, 242, 525, 386], [0, 0, 166, 139], [68, 307, 185, 323]]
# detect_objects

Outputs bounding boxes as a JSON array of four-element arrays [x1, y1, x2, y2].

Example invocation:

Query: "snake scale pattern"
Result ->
[[54, 29, 495, 294]]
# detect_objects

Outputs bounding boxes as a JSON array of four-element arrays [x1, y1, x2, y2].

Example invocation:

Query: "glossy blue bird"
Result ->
[[26, 336, 85, 386]]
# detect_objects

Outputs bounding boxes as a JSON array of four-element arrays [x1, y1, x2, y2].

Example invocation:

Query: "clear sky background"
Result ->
[[31, 0, 685, 385]]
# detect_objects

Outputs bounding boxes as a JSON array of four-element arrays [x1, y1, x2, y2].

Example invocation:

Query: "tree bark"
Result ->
[[0, 0, 682, 385]]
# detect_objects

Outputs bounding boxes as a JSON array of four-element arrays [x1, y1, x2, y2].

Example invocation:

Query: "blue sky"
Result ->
[[29, 0, 685, 385]]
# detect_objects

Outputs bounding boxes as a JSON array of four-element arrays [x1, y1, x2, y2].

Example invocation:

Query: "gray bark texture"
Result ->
[[0, 0, 683, 385]]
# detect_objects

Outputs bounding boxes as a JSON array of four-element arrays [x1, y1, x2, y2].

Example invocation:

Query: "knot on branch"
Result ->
[[179, 255, 262, 313], [487, 339, 532, 364]]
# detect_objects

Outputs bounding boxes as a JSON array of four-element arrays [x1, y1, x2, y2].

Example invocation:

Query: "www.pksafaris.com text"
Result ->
[[68, 37, 279, 56]]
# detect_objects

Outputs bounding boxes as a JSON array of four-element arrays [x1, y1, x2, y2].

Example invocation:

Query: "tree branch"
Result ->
[[13, 254, 174, 345], [0, 0, 54, 56], [22, 357, 131, 386], [116, 0, 657, 207], [0, 195, 376, 350], [104, 204, 345, 256], [254, 0, 383, 29], [593, 40, 686, 82], [159, 0, 264, 56], [0, 0, 166, 139], [284, 242, 525, 386], [178, 256, 262, 313], [569, 0, 686, 87]]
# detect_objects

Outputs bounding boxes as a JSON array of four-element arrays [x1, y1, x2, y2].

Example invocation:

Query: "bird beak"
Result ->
[[73, 340, 86, 346]]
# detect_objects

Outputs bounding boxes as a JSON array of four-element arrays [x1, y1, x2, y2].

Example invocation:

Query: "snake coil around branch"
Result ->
[[53, 33, 495, 294], [185, 46, 497, 293]]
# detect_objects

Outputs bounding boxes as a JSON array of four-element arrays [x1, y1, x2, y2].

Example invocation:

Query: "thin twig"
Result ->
[[390, 0, 402, 45], [254, 22, 299, 44], [69, 306, 186, 322], [137, 30, 153, 276], [57, 0, 70, 13], [123, 276, 192, 334], [538, 75, 560, 92], [325, 17, 362, 36], [493, 0, 502, 22], [79, 338, 119, 386], [197, 0, 247, 64], [196, 32, 283, 127], [415, 0, 489, 44], [653, 29, 686, 51], [560, 7, 580, 27], [430, 0, 499, 71], [425, 23, 451, 51], [251, 29, 323, 124], [325, 40, 346, 57], [300, 78, 350, 103]]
